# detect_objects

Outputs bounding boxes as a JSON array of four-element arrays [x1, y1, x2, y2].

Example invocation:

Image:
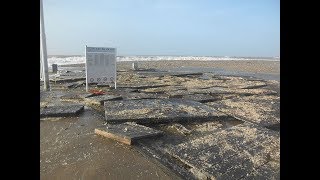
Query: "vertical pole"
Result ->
[[85, 45, 89, 92], [114, 49, 117, 89], [40, 50, 43, 80], [40, 0, 50, 91]]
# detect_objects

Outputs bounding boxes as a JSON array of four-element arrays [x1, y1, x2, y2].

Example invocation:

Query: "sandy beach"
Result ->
[[41, 59, 280, 179], [61, 60, 279, 74], [60, 60, 280, 81], [118, 60, 280, 74]]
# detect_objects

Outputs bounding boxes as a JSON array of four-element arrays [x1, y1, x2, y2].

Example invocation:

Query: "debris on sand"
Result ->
[[41, 62, 280, 179]]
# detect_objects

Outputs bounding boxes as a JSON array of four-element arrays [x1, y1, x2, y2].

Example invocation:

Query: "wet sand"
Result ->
[[40, 101, 180, 180]]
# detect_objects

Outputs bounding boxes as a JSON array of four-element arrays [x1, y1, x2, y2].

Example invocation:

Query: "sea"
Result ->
[[47, 55, 280, 66]]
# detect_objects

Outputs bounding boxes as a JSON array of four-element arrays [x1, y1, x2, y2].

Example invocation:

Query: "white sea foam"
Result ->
[[48, 56, 279, 66]]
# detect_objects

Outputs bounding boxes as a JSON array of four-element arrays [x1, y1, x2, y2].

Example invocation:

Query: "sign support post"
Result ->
[[85, 45, 89, 92]]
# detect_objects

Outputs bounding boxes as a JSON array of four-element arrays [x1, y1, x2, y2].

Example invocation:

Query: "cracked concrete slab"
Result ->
[[95, 122, 163, 145], [40, 105, 84, 118], [104, 99, 228, 124]]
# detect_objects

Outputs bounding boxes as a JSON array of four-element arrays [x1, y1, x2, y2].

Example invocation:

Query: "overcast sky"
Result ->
[[43, 0, 280, 57]]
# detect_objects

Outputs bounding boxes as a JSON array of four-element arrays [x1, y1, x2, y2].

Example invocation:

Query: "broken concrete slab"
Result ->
[[122, 92, 168, 100], [85, 95, 123, 105], [95, 122, 163, 145], [109, 88, 139, 94], [167, 91, 237, 102], [166, 123, 192, 136], [206, 95, 280, 127], [165, 90, 193, 98], [243, 76, 267, 82], [60, 92, 93, 101], [58, 71, 86, 77], [136, 71, 202, 77], [168, 72, 203, 77], [104, 99, 227, 124], [230, 88, 278, 96], [188, 87, 233, 95], [40, 105, 84, 118], [64, 82, 78, 89], [116, 84, 169, 89], [182, 94, 220, 103], [50, 77, 86, 83], [188, 87, 277, 97], [165, 122, 279, 179], [140, 86, 187, 94], [79, 93, 96, 98], [241, 84, 268, 89], [62, 81, 85, 89], [241, 161, 280, 180], [60, 93, 83, 100], [213, 75, 233, 79], [210, 158, 255, 180], [225, 80, 268, 89]]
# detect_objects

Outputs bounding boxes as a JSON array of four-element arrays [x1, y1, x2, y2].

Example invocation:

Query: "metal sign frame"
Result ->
[[85, 45, 117, 92]]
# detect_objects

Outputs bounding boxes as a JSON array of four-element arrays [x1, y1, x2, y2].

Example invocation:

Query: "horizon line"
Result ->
[[48, 54, 279, 58]]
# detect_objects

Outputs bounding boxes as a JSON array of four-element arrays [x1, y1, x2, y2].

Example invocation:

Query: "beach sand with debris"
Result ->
[[41, 60, 279, 179]]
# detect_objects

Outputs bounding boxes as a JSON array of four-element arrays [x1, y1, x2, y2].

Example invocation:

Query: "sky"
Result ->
[[43, 0, 280, 57]]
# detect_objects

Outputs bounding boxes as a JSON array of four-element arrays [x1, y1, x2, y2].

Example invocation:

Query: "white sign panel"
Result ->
[[85, 46, 117, 91]]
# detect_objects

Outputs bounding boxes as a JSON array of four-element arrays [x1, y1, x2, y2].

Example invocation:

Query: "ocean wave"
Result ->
[[47, 56, 279, 66]]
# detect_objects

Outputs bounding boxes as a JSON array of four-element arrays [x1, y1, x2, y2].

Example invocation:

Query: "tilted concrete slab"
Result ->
[[182, 94, 221, 103], [136, 71, 203, 77], [59, 94, 83, 103], [241, 161, 280, 179], [104, 99, 228, 124], [116, 84, 169, 89], [95, 122, 163, 145], [165, 122, 280, 179], [40, 105, 84, 118], [188, 87, 277, 96], [50, 77, 86, 83], [85, 95, 123, 105], [188, 87, 234, 95], [140, 86, 187, 94], [122, 92, 168, 100], [206, 95, 280, 127], [165, 90, 193, 98]]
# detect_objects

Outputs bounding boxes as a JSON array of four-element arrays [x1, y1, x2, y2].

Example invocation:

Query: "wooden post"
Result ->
[[52, 64, 58, 73]]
